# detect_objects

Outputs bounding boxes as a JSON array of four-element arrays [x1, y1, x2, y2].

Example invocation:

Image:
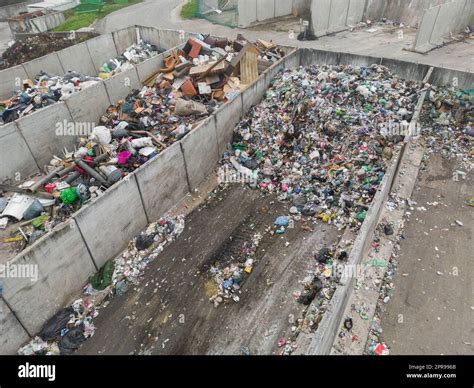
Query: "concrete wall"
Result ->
[[85, 33, 119, 74], [275, 0, 293, 17], [57, 41, 96, 75], [363, 0, 387, 22], [157, 28, 195, 49], [1, 221, 97, 335], [8, 11, 65, 34], [180, 116, 220, 190], [0, 122, 39, 182], [238, 0, 257, 27], [0, 298, 30, 354], [0, 64, 29, 100], [103, 66, 141, 105], [21, 51, 65, 78], [214, 93, 244, 157], [347, 0, 366, 25], [135, 142, 190, 222], [238, 0, 297, 27], [293, 0, 312, 16], [413, 0, 472, 53], [15, 102, 76, 169], [257, 0, 275, 21], [311, 0, 366, 36], [64, 81, 111, 125], [0, 3, 28, 21], [381, 0, 447, 26], [73, 176, 148, 269], [112, 26, 138, 55]]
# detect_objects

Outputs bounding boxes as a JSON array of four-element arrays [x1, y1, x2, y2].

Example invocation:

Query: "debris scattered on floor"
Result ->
[[18, 214, 185, 355], [209, 231, 263, 307]]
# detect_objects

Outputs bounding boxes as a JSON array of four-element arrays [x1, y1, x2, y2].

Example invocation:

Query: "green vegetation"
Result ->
[[53, 0, 143, 32], [180, 0, 198, 19]]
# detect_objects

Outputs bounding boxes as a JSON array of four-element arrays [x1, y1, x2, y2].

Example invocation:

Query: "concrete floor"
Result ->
[[94, 0, 474, 73], [380, 155, 473, 355], [78, 184, 339, 355]]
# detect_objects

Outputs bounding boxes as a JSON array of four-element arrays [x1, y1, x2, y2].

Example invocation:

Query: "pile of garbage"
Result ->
[[18, 214, 184, 355], [84, 35, 286, 150], [0, 33, 95, 70], [0, 119, 168, 253], [142, 34, 285, 105], [1, 33, 280, 250], [0, 71, 101, 124], [98, 41, 163, 79], [222, 64, 420, 231], [209, 231, 263, 307], [420, 86, 473, 171]]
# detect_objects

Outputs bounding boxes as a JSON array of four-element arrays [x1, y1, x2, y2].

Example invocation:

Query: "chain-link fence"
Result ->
[[196, 0, 238, 28]]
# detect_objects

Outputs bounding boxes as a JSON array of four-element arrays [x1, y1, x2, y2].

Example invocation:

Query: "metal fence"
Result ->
[[196, 0, 238, 27]]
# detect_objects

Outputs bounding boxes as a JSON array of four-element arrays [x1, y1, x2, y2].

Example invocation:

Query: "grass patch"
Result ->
[[53, 0, 143, 32], [181, 0, 198, 19]]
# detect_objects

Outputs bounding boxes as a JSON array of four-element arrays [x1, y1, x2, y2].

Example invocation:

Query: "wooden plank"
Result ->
[[240, 51, 259, 85]]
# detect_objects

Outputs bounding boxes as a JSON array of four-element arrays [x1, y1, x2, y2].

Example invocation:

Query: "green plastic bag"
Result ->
[[31, 214, 49, 230], [60, 188, 79, 204], [88, 259, 115, 291]]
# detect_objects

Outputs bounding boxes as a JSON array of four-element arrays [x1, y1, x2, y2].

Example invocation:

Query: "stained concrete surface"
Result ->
[[78, 184, 339, 355], [380, 155, 473, 355]]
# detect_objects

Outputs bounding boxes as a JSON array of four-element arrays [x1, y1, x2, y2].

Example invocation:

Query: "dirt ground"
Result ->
[[78, 184, 340, 355], [380, 155, 473, 355]]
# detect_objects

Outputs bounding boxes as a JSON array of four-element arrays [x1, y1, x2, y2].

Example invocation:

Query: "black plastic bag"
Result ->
[[39, 307, 75, 341]]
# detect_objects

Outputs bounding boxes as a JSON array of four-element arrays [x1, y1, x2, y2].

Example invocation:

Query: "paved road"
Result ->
[[380, 155, 473, 354], [94, 0, 474, 73]]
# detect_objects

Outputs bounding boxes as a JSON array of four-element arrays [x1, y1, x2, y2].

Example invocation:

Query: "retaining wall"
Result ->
[[0, 3, 29, 21], [1, 40, 473, 355], [413, 0, 473, 53], [1, 220, 97, 338], [8, 11, 65, 34], [238, 0, 298, 27], [311, 0, 366, 37]]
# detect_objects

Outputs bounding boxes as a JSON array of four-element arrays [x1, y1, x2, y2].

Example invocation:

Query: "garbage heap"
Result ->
[[0, 33, 95, 70], [0, 33, 283, 256], [17, 214, 185, 355], [141, 34, 285, 106], [0, 119, 168, 251], [420, 86, 473, 172], [98, 40, 163, 79], [223, 64, 420, 230], [0, 71, 101, 124], [207, 64, 421, 308]]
